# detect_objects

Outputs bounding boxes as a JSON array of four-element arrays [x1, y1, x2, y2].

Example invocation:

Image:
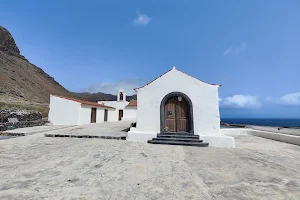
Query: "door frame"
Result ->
[[104, 109, 108, 122], [118, 109, 123, 121], [160, 92, 194, 133], [91, 108, 97, 123]]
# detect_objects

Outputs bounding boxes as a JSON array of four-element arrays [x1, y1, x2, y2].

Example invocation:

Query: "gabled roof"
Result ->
[[52, 95, 115, 109], [126, 99, 137, 107], [134, 67, 221, 91]]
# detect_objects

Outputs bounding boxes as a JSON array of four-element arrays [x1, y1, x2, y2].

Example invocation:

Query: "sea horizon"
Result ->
[[221, 118, 300, 128]]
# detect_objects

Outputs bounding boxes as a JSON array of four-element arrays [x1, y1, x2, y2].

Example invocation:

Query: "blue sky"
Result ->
[[1, 0, 300, 118]]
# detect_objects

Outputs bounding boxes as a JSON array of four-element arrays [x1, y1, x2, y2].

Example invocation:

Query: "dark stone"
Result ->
[[4, 132, 25, 137], [0, 26, 21, 55], [140, 153, 148, 158], [0, 110, 42, 123], [220, 121, 246, 128], [131, 122, 136, 127], [0, 120, 47, 131], [0, 125, 5, 131]]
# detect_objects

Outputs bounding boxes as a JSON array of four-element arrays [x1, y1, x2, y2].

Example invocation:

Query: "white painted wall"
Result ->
[[98, 101, 130, 121], [123, 106, 137, 121], [49, 95, 116, 125], [133, 68, 221, 135], [97, 109, 105, 123], [78, 105, 92, 125], [79, 105, 114, 125], [48, 95, 81, 125]]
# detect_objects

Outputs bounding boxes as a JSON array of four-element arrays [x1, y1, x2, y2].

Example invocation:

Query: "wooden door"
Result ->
[[164, 97, 177, 132], [118, 110, 123, 121], [176, 97, 189, 132], [164, 96, 189, 132], [104, 109, 108, 122], [91, 108, 97, 123]]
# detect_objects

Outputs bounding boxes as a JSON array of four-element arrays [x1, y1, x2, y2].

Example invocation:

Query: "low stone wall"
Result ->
[[0, 110, 42, 123], [247, 125, 300, 136], [248, 129, 300, 146], [222, 128, 300, 146], [0, 120, 48, 131], [44, 134, 126, 140]]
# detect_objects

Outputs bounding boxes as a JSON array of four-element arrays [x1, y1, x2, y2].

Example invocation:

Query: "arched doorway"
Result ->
[[160, 92, 193, 133]]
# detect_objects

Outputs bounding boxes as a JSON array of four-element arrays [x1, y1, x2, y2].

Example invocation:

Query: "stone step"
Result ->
[[159, 132, 194, 136], [148, 140, 209, 147], [153, 137, 203, 142], [156, 134, 199, 139]]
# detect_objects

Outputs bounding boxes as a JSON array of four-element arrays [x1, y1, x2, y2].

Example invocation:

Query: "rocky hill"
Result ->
[[0, 26, 72, 103], [0, 25, 136, 108]]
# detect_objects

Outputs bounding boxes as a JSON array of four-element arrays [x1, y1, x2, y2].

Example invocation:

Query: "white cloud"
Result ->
[[220, 95, 261, 108], [278, 92, 300, 106], [133, 11, 152, 26], [224, 42, 247, 56], [82, 79, 147, 96], [264, 96, 272, 102]]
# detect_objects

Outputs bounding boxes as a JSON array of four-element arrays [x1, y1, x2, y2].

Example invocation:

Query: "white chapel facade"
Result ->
[[127, 67, 235, 147]]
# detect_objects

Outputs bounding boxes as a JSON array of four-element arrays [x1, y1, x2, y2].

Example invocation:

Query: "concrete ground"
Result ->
[[4, 125, 76, 135], [0, 130, 300, 199], [4, 121, 133, 137]]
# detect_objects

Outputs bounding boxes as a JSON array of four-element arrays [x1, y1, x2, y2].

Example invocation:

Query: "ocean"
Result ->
[[221, 118, 300, 128]]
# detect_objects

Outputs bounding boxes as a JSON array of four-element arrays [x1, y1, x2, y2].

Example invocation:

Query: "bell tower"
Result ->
[[117, 89, 126, 101]]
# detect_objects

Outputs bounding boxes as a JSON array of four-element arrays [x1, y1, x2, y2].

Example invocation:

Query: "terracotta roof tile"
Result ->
[[52, 95, 115, 109], [126, 99, 137, 107]]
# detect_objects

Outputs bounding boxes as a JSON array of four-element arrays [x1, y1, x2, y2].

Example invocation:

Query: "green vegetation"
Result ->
[[0, 102, 49, 117]]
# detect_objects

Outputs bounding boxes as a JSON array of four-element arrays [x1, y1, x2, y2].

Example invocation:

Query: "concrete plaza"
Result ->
[[0, 123, 299, 199]]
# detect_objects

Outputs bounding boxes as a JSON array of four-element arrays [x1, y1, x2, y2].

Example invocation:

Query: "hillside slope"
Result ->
[[0, 26, 72, 103], [0, 25, 137, 108]]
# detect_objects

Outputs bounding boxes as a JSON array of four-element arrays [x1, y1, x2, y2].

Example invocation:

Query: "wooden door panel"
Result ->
[[164, 97, 176, 132], [177, 119, 188, 132], [176, 98, 188, 132], [165, 119, 176, 132]]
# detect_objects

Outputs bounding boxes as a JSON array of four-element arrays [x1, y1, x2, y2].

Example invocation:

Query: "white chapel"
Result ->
[[48, 67, 234, 147]]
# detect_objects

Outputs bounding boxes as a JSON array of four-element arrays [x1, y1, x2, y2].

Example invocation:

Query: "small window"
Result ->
[[120, 92, 123, 101]]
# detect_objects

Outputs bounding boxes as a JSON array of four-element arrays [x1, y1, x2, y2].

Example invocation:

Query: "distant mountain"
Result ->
[[0, 25, 72, 103], [73, 92, 137, 102]]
